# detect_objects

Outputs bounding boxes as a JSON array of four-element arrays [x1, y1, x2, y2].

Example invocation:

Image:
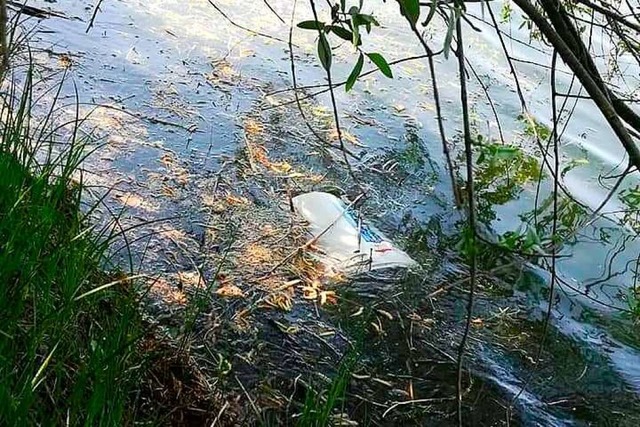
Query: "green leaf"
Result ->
[[366, 52, 393, 78], [331, 3, 340, 21], [328, 25, 353, 42], [423, 0, 437, 27], [443, 9, 456, 59], [560, 159, 588, 178], [500, 2, 513, 23], [352, 13, 379, 29], [478, 152, 486, 164], [351, 16, 360, 45], [359, 14, 380, 27], [399, 0, 420, 25], [297, 20, 325, 30], [318, 32, 332, 71], [493, 146, 520, 160], [346, 53, 364, 92]]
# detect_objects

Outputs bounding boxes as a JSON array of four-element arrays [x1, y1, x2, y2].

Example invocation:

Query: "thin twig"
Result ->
[[399, 2, 461, 208], [586, 165, 633, 223], [308, 0, 355, 179], [508, 48, 561, 419], [262, 53, 435, 111], [465, 57, 505, 144], [573, 0, 640, 33], [486, 0, 590, 217], [382, 397, 454, 418], [262, 0, 285, 24], [513, 0, 640, 171], [266, 53, 432, 97], [85, 0, 104, 33], [425, 262, 518, 300], [207, 0, 290, 45], [265, 193, 364, 276], [454, 12, 477, 427], [210, 401, 229, 426], [286, 0, 359, 161], [235, 375, 262, 421]]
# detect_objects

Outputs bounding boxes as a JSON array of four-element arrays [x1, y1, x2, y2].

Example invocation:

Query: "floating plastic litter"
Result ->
[[292, 192, 417, 274]]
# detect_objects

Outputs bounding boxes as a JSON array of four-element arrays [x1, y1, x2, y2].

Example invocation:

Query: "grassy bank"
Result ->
[[0, 70, 146, 425]]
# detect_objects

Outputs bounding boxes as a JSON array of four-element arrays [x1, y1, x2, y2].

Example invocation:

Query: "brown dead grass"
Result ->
[[149, 277, 188, 306], [177, 271, 205, 289], [242, 243, 274, 265], [136, 335, 235, 426]]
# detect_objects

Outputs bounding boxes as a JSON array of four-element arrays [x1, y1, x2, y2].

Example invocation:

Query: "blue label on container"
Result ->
[[345, 209, 383, 243]]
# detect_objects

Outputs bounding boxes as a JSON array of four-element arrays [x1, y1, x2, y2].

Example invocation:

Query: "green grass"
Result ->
[[297, 352, 355, 427], [626, 287, 640, 323], [0, 68, 146, 425]]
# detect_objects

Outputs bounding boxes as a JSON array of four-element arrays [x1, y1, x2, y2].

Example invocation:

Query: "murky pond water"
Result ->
[[27, 0, 640, 424]]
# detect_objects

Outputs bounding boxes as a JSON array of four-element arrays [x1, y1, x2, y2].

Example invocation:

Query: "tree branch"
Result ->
[[573, 0, 640, 34], [398, 1, 462, 208], [308, 0, 355, 178], [512, 0, 640, 171], [207, 0, 290, 45], [454, 7, 477, 427]]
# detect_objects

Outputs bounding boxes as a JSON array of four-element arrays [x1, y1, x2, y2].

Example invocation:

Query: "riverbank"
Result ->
[[0, 67, 148, 424]]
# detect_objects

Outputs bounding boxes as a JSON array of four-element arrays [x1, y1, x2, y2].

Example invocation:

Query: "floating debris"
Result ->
[[292, 191, 417, 274]]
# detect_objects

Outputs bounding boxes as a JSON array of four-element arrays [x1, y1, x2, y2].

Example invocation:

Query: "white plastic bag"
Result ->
[[292, 192, 416, 274]]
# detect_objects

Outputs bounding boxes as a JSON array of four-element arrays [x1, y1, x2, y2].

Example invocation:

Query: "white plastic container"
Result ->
[[292, 192, 416, 274]]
